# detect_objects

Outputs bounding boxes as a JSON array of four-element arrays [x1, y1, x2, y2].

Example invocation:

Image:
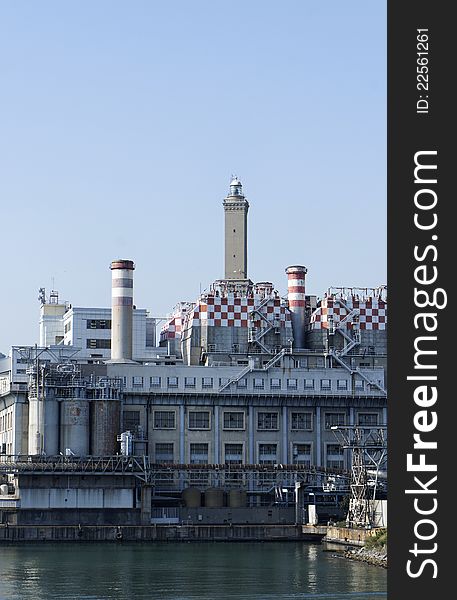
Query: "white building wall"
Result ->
[[39, 303, 66, 346], [19, 487, 134, 509], [63, 307, 157, 361]]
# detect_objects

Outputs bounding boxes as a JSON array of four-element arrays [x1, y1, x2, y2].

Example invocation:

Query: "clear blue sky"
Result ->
[[0, 1, 386, 354]]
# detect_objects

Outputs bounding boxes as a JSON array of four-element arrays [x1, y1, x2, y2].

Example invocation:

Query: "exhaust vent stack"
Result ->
[[285, 265, 308, 350], [110, 259, 135, 362]]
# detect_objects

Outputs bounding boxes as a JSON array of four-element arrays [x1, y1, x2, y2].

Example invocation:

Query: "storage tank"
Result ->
[[90, 400, 121, 455], [228, 489, 247, 508], [0, 484, 9, 495], [182, 487, 202, 508], [60, 400, 90, 456], [43, 398, 60, 456], [28, 397, 41, 455], [28, 397, 59, 456], [204, 487, 224, 508]]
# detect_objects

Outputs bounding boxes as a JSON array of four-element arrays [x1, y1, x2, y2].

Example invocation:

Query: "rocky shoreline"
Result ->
[[343, 546, 387, 569]]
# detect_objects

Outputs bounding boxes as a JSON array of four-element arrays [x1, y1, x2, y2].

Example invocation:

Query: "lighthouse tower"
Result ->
[[223, 176, 249, 279]]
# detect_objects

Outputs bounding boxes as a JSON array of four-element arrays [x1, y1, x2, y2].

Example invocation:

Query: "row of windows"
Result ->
[[123, 410, 380, 432], [148, 376, 215, 388], [130, 376, 366, 391], [0, 412, 13, 432], [153, 442, 344, 467], [86, 319, 112, 330], [87, 339, 111, 349]]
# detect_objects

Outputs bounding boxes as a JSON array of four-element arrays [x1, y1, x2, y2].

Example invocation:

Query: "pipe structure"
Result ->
[[110, 259, 135, 361], [285, 265, 308, 349]]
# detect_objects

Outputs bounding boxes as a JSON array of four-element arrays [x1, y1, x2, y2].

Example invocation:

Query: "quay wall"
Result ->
[[0, 524, 315, 543], [323, 526, 385, 547]]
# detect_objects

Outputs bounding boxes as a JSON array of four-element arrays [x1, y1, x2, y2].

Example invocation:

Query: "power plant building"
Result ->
[[0, 177, 387, 525]]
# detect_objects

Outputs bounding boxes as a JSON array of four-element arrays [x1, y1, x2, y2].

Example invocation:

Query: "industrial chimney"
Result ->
[[110, 259, 135, 362], [285, 265, 308, 350]]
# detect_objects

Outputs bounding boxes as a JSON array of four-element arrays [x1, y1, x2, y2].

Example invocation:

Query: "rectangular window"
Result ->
[[292, 443, 311, 466], [150, 376, 161, 388], [123, 410, 140, 431], [155, 443, 174, 463], [184, 376, 196, 388], [223, 411, 245, 430], [327, 444, 344, 456], [202, 377, 213, 389], [154, 411, 176, 429], [321, 379, 331, 390], [253, 377, 264, 389], [167, 376, 178, 388], [325, 412, 346, 429], [358, 413, 379, 427], [287, 378, 298, 390], [291, 412, 312, 431], [188, 411, 210, 430], [225, 443, 243, 465], [219, 377, 230, 387], [190, 443, 209, 464], [258, 443, 277, 464], [270, 378, 281, 390], [337, 379, 348, 390], [64, 322, 71, 333], [257, 412, 279, 430], [304, 379, 314, 389], [237, 378, 247, 388], [86, 339, 111, 349], [86, 319, 112, 329], [132, 376, 143, 387], [354, 379, 365, 390]]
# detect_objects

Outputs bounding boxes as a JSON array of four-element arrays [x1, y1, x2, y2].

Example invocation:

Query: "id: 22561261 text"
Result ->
[[417, 29, 429, 114]]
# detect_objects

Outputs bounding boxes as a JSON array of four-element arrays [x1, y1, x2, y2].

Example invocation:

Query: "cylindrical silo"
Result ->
[[90, 400, 121, 455], [204, 487, 224, 507], [28, 396, 59, 456], [285, 265, 308, 349], [28, 397, 41, 455], [228, 489, 247, 508], [43, 398, 59, 456], [182, 487, 202, 508], [60, 400, 90, 456], [110, 259, 135, 362]]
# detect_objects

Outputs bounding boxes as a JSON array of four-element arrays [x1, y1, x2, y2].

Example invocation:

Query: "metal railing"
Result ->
[[0, 455, 351, 491]]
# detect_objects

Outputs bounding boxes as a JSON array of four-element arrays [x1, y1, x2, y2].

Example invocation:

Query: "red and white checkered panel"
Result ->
[[160, 316, 183, 341], [190, 295, 291, 328], [309, 296, 387, 331]]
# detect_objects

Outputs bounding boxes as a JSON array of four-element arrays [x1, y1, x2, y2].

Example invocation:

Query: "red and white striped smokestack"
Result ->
[[285, 265, 308, 349], [110, 259, 135, 362]]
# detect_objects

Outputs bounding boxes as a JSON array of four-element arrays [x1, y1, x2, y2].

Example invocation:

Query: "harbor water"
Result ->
[[0, 542, 387, 600]]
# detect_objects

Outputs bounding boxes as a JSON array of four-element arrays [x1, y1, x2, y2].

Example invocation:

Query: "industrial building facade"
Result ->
[[0, 177, 387, 525]]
